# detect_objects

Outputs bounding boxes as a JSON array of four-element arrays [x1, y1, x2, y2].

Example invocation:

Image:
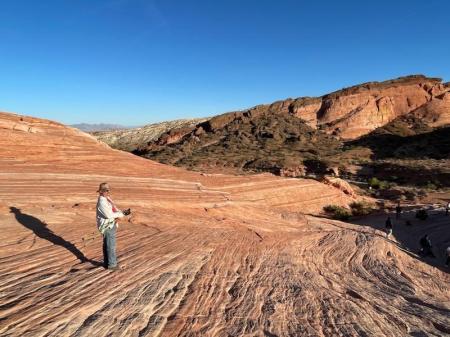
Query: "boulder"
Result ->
[[321, 176, 356, 197]]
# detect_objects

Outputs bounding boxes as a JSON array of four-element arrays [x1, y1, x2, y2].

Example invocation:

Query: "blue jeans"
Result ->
[[103, 225, 117, 268]]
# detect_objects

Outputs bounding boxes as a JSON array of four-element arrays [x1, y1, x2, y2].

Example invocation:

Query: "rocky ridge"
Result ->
[[144, 75, 449, 146], [126, 75, 450, 189], [95, 75, 449, 153], [93, 118, 209, 152]]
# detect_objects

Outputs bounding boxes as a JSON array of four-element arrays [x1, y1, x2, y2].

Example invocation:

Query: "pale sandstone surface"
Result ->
[[93, 118, 209, 152], [0, 112, 449, 337]]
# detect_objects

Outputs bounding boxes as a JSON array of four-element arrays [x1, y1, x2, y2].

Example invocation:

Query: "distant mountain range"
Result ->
[[71, 123, 131, 132]]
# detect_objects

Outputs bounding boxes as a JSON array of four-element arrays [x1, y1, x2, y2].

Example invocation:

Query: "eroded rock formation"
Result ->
[[93, 118, 208, 152], [317, 75, 448, 138], [136, 75, 449, 149], [118, 75, 450, 185], [96, 75, 449, 155]]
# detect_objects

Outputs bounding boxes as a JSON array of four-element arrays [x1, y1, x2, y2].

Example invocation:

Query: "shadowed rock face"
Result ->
[[316, 75, 448, 138], [1, 112, 449, 337], [345, 102, 450, 187]]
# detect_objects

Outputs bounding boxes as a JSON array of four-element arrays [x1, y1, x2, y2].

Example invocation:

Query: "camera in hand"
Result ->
[[122, 208, 131, 216]]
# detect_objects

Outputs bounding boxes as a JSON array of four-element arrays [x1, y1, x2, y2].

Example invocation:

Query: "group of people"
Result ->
[[384, 202, 450, 267]]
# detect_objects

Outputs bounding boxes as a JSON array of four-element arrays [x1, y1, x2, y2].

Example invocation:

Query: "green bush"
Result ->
[[323, 205, 351, 220], [349, 201, 373, 216], [415, 209, 428, 220], [368, 177, 381, 189], [424, 181, 439, 190], [368, 177, 390, 190], [380, 181, 390, 189]]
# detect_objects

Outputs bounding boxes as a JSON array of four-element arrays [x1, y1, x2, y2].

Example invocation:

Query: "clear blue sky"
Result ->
[[0, 0, 449, 125]]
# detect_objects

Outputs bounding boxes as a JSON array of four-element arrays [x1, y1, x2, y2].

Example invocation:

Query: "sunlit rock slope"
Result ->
[[0, 112, 449, 337]]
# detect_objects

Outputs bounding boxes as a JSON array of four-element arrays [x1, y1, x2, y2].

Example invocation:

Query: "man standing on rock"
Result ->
[[445, 246, 450, 267], [419, 234, 434, 258], [96, 183, 130, 270], [385, 216, 393, 238], [395, 202, 402, 219]]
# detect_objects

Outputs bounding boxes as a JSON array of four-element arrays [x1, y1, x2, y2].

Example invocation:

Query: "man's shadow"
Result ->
[[10, 207, 102, 267]]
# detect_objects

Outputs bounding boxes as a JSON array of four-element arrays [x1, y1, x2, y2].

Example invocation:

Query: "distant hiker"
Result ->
[[446, 202, 450, 216], [96, 183, 131, 270], [395, 202, 402, 219], [445, 246, 450, 267], [419, 234, 434, 258], [385, 216, 393, 238]]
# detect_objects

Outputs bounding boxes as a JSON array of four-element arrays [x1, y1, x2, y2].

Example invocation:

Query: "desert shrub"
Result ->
[[303, 159, 329, 175], [349, 201, 373, 216], [379, 181, 390, 189], [368, 177, 390, 190], [404, 190, 416, 200], [323, 205, 351, 220], [425, 182, 437, 190], [424, 180, 440, 190], [368, 177, 381, 189], [415, 209, 428, 220]]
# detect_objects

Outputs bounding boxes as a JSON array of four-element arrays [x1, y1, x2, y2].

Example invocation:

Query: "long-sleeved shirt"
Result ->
[[96, 196, 124, 233]]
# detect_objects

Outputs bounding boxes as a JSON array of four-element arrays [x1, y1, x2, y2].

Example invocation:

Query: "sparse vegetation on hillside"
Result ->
[[140, 114, 343, 175], [323, 205, 352, 220], [324, 202, 375, 220], [349, 201, 374, 216]]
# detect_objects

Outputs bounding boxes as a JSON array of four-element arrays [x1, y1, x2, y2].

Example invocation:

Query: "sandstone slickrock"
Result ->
[[0, 111, 449, 337]]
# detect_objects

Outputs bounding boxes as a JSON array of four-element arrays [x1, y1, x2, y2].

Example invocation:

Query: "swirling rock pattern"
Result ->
[[0, 112, 449, 337]]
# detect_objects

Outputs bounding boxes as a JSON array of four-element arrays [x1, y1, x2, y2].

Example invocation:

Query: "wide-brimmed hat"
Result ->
[[97, 182, 110, 193]]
